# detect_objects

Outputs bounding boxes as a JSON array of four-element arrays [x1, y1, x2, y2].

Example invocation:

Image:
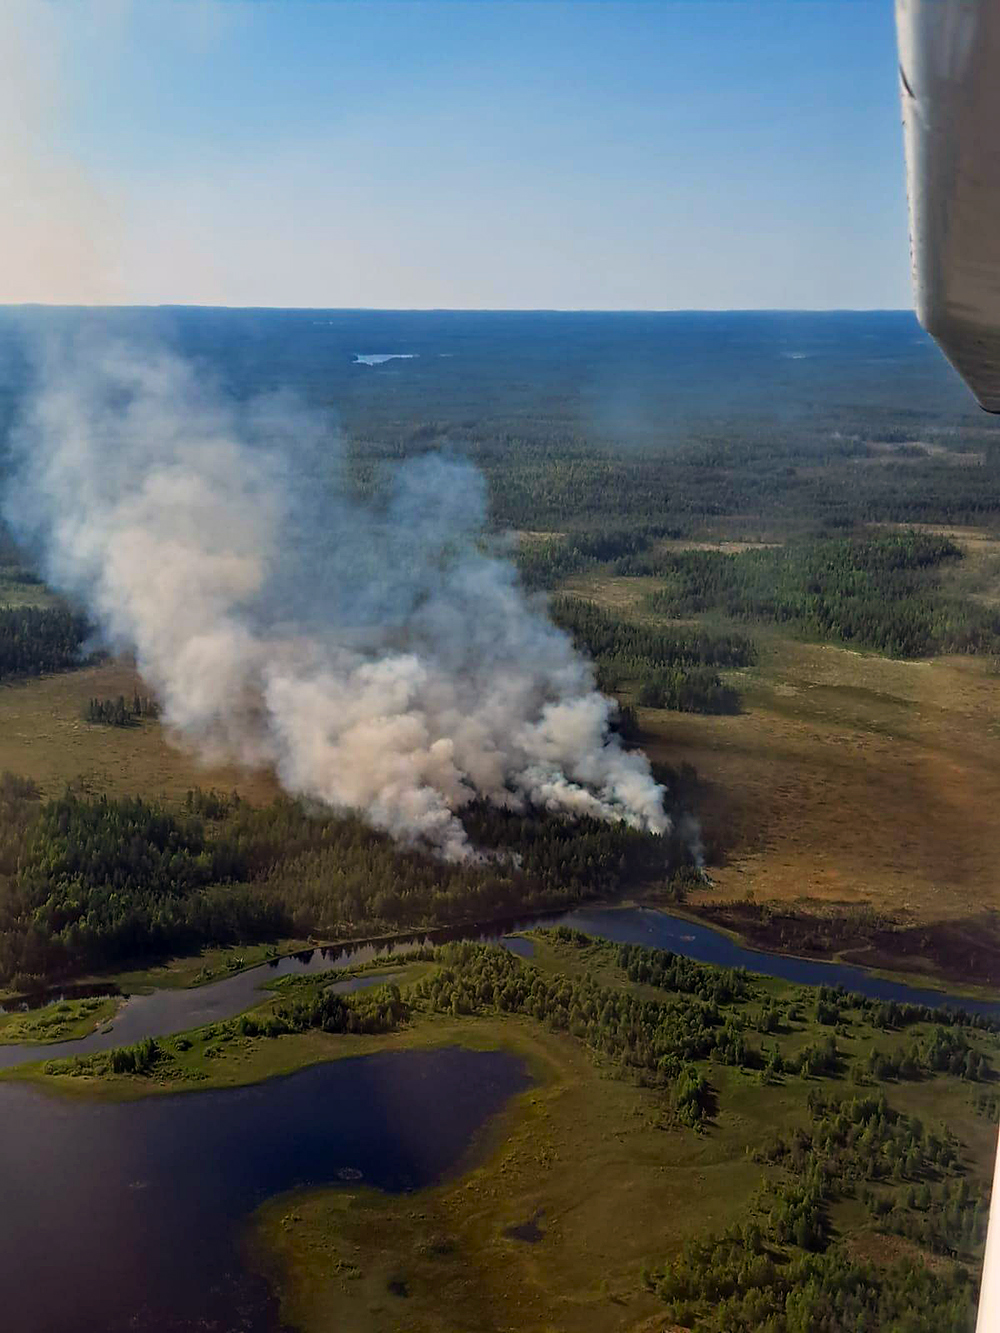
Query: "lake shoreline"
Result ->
[[0, 1041, 531, 1332], [3, 888, 997, 1045], [680, 898, 1000, 1002]]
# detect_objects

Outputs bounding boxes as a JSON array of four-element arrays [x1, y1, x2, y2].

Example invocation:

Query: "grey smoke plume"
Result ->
[[6, 335, 669, 859]]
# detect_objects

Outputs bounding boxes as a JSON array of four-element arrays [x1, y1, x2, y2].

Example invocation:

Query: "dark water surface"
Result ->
[[546, 906, 1000, 1015], [0, 929, 535, 1070], [1, 903, 996, 1331], [3, 904, 996, 1075], [0, 1046, 530, 1332]]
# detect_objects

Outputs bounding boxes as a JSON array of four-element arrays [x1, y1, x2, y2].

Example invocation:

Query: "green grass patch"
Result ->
[[0, 993, 119, 1044], [106, 939, 313, 992]]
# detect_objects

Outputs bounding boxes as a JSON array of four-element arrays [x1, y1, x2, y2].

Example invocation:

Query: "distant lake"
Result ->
[[353, 353, 417, 365], [0, 309, 966, 440], [0, 1046, 529, 1332]]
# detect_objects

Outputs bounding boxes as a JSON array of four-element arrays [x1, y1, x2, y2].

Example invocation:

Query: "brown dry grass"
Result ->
[[842, 1228, 952, 1276], [565, 564, 1000, 926], [865, 441, 985, 467], [652, 538, 783, 554], [7, 551, 1000, 930], [560, 574, 665, 614], [0, 659, 280, 808], [644, 634, 1000, 923]]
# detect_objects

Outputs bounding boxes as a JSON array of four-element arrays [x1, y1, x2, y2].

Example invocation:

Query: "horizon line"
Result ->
[[0, 303, 919, 316]]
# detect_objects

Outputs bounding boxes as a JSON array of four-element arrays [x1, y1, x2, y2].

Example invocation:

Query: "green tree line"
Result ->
[[85, 693, 160, 726], [0, 785, 677, 989], [0, 605, 90, 680], [640, 532, 1000, 658], [549, 596, 749, 713]]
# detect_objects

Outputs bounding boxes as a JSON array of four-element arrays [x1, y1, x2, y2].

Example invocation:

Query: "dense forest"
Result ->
[[641, 532, 1000, 658], [0, 605, 89, 680], [6, 308, 1000, 597], [527, 531, 1000, 659], [549, 596, 749, 712], [0, 781, 685, 990], [648, 1217, 972, 1332]]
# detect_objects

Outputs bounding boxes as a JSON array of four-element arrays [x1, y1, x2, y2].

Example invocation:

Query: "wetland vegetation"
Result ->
[[15, 928, 993, 1329], [22, 927, 983, 1332], [0, 991, 117, 1044], [4, 310, 1000, 1328]]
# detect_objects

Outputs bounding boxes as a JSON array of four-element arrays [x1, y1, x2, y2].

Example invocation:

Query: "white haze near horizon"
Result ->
[[0, 0, 911, 309]]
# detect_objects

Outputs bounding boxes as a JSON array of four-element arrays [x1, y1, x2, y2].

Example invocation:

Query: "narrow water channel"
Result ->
[[1, 903, 996, 1331], [2, 904, 994, 1073]]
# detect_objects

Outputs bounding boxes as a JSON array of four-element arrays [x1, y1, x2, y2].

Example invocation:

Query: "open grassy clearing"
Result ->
[[0, 993, 120, 1044], [666, 636, 1000, 926], [891, 523, 1000, 612], [561, 563, 1000, 930], [864, 441, 986, 468], [251, 1022, 712, 1333], [561, 573, 670, 616], [0, 658, 282, 807], [0, 574, 59, 609]]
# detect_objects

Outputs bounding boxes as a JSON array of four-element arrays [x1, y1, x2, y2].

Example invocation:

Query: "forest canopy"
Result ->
[[549, 596, 749, 713], [0, 605, 90, 681], [0, 781, 686, 990]]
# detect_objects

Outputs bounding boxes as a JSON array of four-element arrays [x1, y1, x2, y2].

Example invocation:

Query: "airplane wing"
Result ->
[[896, 5, 1000, 1330], [898, 0, 1000, 412]]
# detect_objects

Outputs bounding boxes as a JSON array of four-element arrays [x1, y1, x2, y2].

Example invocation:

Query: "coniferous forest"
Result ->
[[0, 605, 90, 680], [3, 312, 1000, 1331], [54, 930, 998, 1332], [0, 779, 680, 990]]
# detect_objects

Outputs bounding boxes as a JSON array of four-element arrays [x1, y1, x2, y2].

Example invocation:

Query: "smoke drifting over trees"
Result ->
[[4, 335, 668, 858]]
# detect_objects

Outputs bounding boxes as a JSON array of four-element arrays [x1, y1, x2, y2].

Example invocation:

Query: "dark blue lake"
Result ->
[[0, 1046, 529, 1332]]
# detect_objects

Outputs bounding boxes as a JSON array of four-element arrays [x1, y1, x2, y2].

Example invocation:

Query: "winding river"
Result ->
[[1, 905, 995, 1075], [1, 903, 996, 1331]]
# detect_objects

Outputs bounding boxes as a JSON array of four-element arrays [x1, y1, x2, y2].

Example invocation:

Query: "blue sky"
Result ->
[[7, 1, 910, 309]]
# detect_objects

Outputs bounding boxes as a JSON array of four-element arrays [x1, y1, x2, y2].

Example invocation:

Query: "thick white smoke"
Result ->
[[6, 334, 669, 859]]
